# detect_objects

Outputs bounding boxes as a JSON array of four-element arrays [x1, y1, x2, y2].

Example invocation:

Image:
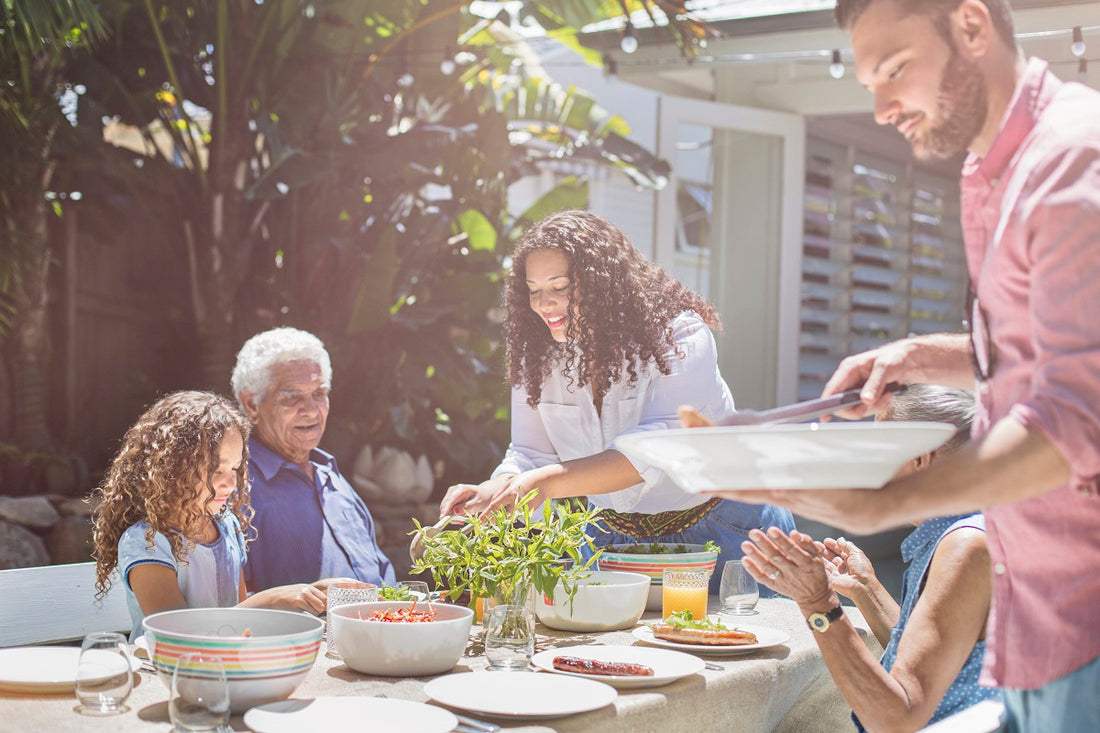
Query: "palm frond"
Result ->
[[1, 0, 108, 48]]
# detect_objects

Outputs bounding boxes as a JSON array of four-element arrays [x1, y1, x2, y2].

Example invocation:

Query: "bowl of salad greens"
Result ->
[[597, 542, 719, 611]]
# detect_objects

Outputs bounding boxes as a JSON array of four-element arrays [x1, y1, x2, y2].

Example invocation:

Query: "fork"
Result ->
[[454, 714, 501, 732]]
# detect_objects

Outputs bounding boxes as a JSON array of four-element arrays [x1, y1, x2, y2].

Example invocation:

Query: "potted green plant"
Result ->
[[410, 492, 603, 613]]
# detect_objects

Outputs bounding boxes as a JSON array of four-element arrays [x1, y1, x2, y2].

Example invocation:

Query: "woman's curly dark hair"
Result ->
[[91, 391, 253, 600], [505, 210, 721, 407]]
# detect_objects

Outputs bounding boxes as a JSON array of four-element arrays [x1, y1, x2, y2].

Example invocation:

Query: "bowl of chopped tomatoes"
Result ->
[[329, 600, 474, 676]]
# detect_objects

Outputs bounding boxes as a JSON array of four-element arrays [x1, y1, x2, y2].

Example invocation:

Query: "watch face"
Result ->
[[811, 615, 827, 631]]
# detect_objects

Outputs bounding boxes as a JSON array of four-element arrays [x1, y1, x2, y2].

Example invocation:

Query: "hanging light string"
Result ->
[[604, 23, 1100, 70], [320, 22, 1100, 79]]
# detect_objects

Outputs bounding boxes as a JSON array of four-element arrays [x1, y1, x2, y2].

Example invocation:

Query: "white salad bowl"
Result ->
[[330, 601, 474, 677], [535, 571, 651, 632]]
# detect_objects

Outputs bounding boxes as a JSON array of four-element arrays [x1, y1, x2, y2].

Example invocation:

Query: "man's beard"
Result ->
[[909, 50, 988, 160]]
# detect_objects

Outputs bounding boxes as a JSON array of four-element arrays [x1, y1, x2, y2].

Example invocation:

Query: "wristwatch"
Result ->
[[806, 605, 844, 633]]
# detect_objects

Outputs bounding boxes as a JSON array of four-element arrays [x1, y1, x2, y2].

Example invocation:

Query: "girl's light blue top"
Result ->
[[117, 512, 247, 641]]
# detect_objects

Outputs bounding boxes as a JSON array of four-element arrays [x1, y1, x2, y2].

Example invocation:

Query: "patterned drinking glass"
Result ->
[[325, 582, 379, 660]]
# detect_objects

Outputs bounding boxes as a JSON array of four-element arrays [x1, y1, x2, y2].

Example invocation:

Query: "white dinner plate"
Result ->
[[632, 623, 790, 656], [423, 671, 617, 719], [243, 697, 457, 733], [920, 699, 1005, 733], [615, 422, 957, 491], [530, 646, 704, 689], [0, 646, 142, 694]]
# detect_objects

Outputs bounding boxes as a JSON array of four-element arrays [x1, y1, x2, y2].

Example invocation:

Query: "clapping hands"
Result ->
[[820, 537, 878, 599]]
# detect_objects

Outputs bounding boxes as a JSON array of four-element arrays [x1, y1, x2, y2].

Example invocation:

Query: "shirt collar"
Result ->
[[900, 514, 968, 563], [962, 57, 1060, 184], [247, 438, 337, 481]]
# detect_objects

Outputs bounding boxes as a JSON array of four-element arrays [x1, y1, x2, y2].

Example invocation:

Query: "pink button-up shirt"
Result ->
[[961, 58, 1100, 690]]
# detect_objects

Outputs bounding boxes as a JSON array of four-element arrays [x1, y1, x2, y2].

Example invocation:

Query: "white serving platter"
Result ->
[[616, 422, 956, 491]]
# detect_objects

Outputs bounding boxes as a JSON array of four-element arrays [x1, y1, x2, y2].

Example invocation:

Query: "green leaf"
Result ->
[[509, 177, 589, 240], [453, 208, 497, 252], [347, 228, 399, 334]]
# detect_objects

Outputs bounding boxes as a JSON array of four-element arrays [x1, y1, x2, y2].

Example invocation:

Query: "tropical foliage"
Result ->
[[0, 0, 107, 451], [1, 0, 707, 488]]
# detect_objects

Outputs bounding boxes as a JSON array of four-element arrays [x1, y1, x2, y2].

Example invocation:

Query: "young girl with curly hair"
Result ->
[[440, 210, 794, 591], [92, 391, 335, 640]]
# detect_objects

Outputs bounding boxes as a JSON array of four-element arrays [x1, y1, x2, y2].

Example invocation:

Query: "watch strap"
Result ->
[[807, 604, 844, 632]]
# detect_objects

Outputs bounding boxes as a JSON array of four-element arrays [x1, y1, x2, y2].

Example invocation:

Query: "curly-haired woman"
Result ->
[[91, 391, 344, 640], [440, 210, 794, 591]]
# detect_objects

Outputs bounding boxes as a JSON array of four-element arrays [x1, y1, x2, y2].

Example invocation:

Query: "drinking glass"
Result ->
[[397, 580, 430, 599], [325, 581, 379, 660], [719, 560, 760, 615], [169, 653, 230, 732], [74, 631, 133, 716], [662, 568, 710, 621], [484, 604, 535, 671]]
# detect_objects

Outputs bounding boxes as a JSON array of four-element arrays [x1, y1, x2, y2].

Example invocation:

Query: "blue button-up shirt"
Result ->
[[243, 438, 394, 590], [854, 514, 1000, 731]]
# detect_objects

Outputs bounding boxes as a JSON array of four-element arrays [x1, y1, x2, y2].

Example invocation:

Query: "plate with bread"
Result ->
[[631, 612, 789, 655]]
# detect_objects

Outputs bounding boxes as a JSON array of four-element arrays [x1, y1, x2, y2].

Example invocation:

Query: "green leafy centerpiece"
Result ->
[[410, 492, 602, 611]]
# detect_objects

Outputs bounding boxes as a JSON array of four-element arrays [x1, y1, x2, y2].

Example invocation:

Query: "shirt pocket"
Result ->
[[616, 396, 642, 433], [537, 401, 592, 461]]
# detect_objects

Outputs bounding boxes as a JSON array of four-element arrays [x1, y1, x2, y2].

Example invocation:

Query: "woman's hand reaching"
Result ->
[[441, 466, 562, 518], [439, 475, 514, 518]]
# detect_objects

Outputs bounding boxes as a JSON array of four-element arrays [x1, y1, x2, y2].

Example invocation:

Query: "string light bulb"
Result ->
[[1071, 26, 1086, 58], [620, 22, 638, 54], [440, 46, 456, 75], [829, 49, 845, 79]]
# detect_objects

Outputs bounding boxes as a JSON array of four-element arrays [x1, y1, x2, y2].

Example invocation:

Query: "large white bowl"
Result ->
[[535, 571, 650, 632], [330, 601, 474, 677], [143, 607, 323, 713], [616, 422, 957, 491]]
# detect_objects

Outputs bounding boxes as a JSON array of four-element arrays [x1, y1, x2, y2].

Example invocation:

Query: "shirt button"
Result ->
[[979, 383, 991, 395], [994, 562, 1007, 575]]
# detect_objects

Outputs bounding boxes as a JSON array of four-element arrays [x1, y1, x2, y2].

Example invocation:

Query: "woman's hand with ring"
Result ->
[[740, 527, 837, 609]]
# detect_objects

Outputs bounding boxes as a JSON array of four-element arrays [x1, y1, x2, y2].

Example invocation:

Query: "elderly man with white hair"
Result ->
[[232, 327, 394, 590]]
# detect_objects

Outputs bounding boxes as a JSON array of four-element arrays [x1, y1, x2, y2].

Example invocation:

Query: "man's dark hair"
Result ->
[[835, 0, 1016, 48]]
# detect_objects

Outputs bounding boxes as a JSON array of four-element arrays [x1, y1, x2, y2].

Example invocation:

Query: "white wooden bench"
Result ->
[[0, 562, 131, 646]]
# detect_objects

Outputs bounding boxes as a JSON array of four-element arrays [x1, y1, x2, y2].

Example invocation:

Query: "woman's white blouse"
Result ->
[[492, 311, 735, 513]]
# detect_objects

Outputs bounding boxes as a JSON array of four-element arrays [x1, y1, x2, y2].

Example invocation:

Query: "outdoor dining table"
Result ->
[[0, 596, 882, 732]]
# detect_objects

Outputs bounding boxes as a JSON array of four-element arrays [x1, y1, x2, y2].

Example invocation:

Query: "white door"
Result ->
[[655, 97, 804, 409]]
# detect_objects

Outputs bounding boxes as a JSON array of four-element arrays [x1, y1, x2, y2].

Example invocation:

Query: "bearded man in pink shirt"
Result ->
[[706, 2, 1100, 731]]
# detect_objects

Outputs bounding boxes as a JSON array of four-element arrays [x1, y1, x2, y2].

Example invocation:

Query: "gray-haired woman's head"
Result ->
[[878, 384, 975, 455], [230, 327, 332, 406]]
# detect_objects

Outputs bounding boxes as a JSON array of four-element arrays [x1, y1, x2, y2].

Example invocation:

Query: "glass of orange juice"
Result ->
[[662, 568, 710, 620]]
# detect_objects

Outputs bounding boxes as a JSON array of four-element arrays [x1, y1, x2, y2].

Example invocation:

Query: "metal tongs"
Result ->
[[409, 514, 475, 563], [718, 383, 907, 427]]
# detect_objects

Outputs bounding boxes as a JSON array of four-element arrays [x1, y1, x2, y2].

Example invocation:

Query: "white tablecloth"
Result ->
[[0, 597, 881, 732]]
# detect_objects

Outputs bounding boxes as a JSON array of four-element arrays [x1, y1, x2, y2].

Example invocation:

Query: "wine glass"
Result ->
[[74, 631, 133, 716], [169, 653, 231, 732], [397, 580, 430, 600], [719, 560, 760, 615]]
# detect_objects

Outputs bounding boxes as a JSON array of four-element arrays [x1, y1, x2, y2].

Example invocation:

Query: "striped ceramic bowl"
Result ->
[[143, 607, 323, 713], [596, 543, 719, 610]]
